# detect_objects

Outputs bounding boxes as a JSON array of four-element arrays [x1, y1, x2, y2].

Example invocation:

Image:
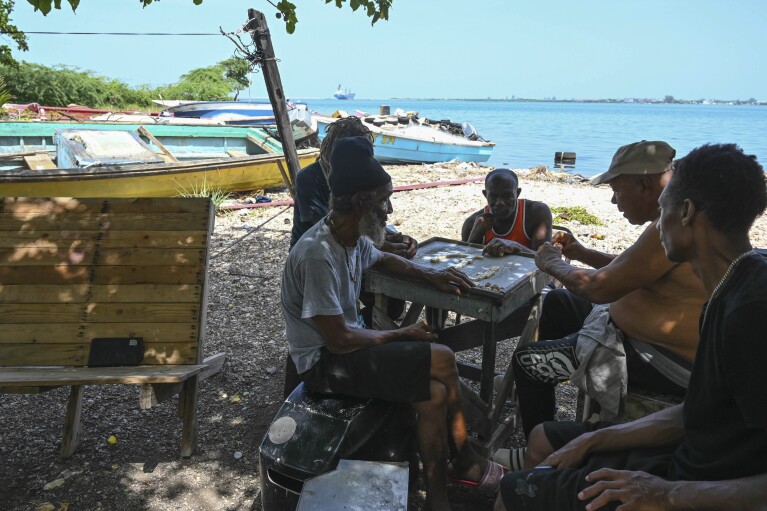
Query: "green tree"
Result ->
[[663, 95, 676, 103], [25, 0, 392, 35], [0, 75, 12, 104], [158, 59, 249, 101], [0, 61, 155, 107], [221, 57, 250, 100], [0, 0, 29, 67]]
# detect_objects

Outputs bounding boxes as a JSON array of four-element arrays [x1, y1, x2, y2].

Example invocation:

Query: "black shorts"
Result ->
[[499, 421, 676, 511], [300, 341, 432, 403]]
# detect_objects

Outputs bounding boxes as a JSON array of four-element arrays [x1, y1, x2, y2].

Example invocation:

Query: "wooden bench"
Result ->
[[0, 197, 224, 458]]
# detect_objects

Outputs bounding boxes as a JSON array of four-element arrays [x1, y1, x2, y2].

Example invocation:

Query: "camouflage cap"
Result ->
[[591, 141, 676, 186]]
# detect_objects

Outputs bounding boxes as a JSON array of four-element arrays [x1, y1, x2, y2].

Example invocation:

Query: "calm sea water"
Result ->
[[296, 99, 767, 178]]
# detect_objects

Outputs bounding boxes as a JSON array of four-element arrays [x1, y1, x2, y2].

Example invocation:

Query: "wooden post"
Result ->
[[60, 384, 84, 458], [247, 9, 300, 198]]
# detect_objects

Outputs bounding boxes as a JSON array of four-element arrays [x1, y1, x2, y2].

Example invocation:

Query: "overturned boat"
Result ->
[[314, 112, 494, 164]]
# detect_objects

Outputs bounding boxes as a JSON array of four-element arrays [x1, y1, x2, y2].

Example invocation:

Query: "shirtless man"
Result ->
[[508, 141, 708, 456], [461, 168, 552, 255]]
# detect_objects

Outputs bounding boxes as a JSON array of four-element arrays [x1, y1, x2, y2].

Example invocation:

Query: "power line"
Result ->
[[1, 31, 220, 36]]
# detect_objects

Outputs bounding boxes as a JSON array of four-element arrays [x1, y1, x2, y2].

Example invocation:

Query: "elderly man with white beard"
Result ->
[[281, 136, 506, 510]]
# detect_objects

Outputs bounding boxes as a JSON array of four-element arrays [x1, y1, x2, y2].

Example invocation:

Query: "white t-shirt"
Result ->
[[280, 218, 383, 373]]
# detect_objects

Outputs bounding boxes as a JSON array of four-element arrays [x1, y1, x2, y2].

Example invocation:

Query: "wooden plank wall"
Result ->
[[0, 197, 214, 367]]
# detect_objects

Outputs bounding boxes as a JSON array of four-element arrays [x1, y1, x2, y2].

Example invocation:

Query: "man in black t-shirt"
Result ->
[[494, 143, 767, 511], [289, 159, 330, 249]]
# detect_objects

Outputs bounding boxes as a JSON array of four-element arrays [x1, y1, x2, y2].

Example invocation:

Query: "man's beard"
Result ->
[[358, 208, 386, 246]]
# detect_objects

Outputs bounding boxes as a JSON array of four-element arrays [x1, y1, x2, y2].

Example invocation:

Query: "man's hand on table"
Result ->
[[427, 267, 475, 295], [484, 238, 534, 257]]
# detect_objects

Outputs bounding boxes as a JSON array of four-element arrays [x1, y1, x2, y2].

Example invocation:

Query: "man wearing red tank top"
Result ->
[[461, 168, 552, 255]]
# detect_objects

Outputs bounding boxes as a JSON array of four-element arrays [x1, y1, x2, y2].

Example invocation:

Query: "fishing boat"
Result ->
[[160, 100, 310, 126], [161, 100, 276, 124], [334, 85, 356, 100], [314, 114, 494, 164], [0, 121, 318, 198]]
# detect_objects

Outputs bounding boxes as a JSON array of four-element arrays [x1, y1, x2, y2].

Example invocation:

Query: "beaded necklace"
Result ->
[[701, 249, 755, 329], [327, 216, 359, 283]]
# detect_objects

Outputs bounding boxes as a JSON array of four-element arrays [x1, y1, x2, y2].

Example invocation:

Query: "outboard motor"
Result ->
[[462, 122, 479, 141], [258, 383, 416, 510]]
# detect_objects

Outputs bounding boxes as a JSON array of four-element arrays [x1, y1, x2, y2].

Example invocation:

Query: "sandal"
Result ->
[[447, 460, 506, 493]]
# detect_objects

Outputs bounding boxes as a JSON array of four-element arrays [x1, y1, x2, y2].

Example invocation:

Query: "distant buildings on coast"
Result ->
[[494, 96, 765, 105], [573, 96, 764, 106], [391, 96, 765, 105]]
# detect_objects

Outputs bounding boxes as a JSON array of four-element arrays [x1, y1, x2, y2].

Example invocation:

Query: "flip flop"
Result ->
[[447, 460, 506, 493]]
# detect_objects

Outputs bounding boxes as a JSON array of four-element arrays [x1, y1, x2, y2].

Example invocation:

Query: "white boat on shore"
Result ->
[[314, 113, 494, 164], [161, 101, 276, 124]]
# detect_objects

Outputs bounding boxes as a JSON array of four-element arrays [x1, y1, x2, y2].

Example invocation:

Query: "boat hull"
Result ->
[[0, 152, 318, 198], [166, 101, 274, 119], [316, 118, 493, 164], [0, 121, 319, 197]]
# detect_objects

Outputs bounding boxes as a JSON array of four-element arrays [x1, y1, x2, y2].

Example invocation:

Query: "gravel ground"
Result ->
[[2, 162, 766, 511]]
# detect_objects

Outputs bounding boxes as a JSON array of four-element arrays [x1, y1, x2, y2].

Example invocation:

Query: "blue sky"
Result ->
[[7, 0, 767, 100]]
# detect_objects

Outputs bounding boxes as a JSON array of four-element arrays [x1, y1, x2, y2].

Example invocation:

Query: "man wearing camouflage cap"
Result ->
[[497, 141, 708, 470]]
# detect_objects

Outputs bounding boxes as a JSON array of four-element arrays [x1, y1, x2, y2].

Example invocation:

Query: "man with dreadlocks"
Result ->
[[289, 116, 417, 257]]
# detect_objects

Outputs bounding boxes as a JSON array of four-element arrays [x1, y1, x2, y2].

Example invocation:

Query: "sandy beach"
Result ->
[[3, 162, 767, 511]]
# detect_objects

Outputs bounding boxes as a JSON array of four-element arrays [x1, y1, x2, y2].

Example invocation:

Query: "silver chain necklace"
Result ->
[[701, 249, 755, 329], [327, 216, 358, 283]]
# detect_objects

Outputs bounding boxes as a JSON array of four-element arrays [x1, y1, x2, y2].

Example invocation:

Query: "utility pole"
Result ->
[[246, 9, 299, 198]]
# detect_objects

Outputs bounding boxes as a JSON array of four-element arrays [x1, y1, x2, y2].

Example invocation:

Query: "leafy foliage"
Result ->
[[0, 0, 29, 67], [0, 58, 250, 107], [158, 59, 251, 101], [25, 0, 202, 15], [25, 0, 392, 34], [551, 206, 603, 226], [0, 61, 156, 107], [220, 57, 250, 99], [0, 75, 12, 105]]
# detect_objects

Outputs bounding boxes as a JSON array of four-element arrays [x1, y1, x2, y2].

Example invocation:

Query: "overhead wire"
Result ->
[[0, 31, 220, 36]]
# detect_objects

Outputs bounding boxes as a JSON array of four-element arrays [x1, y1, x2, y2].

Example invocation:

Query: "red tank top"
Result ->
[[482, 199, 532, 247]]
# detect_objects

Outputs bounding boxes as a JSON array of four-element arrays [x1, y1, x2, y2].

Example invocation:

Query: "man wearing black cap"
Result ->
[[499, 141, 708, 470], [282, 116, 416, 398], [281, 136, 505, 510]]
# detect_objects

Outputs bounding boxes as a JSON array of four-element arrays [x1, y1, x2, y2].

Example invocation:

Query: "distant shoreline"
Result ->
[[286, 97, 766, 106], [385, 98, 767, 106]]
